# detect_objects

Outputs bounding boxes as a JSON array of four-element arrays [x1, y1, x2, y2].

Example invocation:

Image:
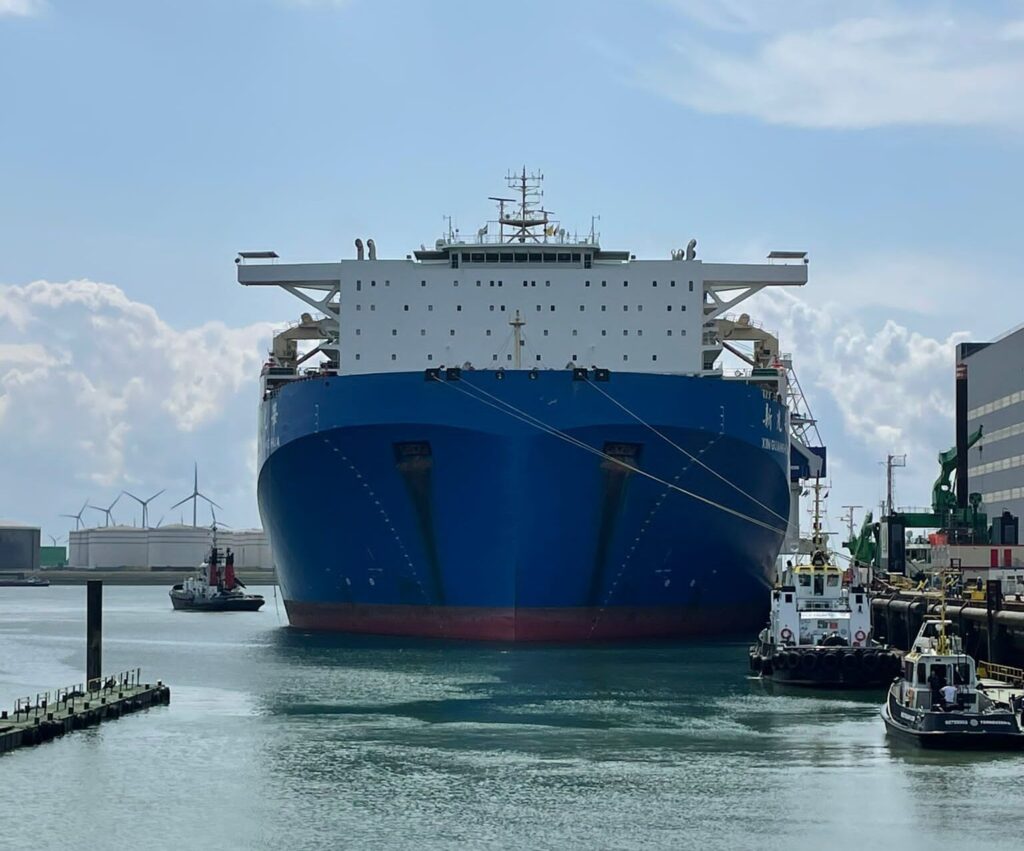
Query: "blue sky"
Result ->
[[2, 0, 1022, 539]]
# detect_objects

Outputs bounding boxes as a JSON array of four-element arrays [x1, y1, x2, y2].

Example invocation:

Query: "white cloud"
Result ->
[[641, 3, 1024, 128], [0, 0, 44, 16], [0, 279, 273, 531]]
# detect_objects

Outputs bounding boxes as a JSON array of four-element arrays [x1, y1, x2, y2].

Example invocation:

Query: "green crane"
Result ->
[[932, 426, 984, 514]]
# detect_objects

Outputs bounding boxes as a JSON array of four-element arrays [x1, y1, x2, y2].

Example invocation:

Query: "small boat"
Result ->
[[749, 479, 900, 687], [0, 573, 50, 587], [169, 544, 265, 612], [881, 613, 1024, 749]]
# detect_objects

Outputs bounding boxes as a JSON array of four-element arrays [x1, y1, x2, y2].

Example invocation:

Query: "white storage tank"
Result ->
[[227, 529, 274, 570], [147, 524, 211, 569], [86, 526, 149, 569], [68, 529, 89, 569]]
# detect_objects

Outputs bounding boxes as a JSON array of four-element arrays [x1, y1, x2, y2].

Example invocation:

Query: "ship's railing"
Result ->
[[438, 233, 599, 248]]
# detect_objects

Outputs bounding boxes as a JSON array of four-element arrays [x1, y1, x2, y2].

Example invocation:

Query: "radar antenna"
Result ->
[[496, 167, 553, 244]]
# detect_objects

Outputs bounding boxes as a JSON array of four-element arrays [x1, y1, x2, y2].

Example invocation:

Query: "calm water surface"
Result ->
[[2, 586, 1023, 850]]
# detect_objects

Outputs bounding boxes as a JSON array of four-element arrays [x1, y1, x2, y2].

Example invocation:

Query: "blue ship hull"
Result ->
[[258, 370, 790, 640]]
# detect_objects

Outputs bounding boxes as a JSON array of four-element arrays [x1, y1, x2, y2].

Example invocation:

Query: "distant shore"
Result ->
[[36, 569, 278, 586]]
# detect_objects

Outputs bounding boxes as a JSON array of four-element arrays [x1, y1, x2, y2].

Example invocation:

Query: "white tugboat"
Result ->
[[749, 480, 900, 687], [169, 534, 265, 612], [881, 602, 1024, 749]]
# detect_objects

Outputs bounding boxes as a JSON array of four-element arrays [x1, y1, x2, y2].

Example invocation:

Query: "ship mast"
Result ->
[[509, 310, 525, 369], [495, 167, 552, 244]]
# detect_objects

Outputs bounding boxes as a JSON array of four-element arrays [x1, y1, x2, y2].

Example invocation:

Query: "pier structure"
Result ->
[[0, 670, 170, 755]]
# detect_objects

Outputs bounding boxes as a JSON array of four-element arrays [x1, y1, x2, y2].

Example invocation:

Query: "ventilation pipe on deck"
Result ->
[[367, 238, 377, 260], [355, 238, 364, 260], [685, 238, 697, 260]]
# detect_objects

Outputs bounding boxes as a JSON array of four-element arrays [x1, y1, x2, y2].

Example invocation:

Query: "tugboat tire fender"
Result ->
[[862, 652, 879, 671], [822, 652, 840, 671], [799, 653, 817, 672]]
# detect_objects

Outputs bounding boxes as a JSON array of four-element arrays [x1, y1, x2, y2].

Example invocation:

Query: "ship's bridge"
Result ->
[[237, 171, 807, 381]]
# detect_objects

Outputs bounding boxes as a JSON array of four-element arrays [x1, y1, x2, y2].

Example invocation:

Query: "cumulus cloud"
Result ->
[[641, 2, 1024, 128], [0, 279, 273, 533], [747, 284, 969, 518]]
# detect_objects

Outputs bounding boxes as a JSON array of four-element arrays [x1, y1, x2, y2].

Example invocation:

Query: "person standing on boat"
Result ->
[[941, 683, 957, 711]]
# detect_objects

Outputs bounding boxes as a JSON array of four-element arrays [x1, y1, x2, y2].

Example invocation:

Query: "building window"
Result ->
[[585, 280, 591, 287], [623, 330, 629, 336], [457, 305, 462, 312], [421, 329, 426, 336], [689, 281, 694, 291], [356, 304, 362, 311], [421, 280, 426, 287], [536, 354, 541, 361], [623, 354, 629, 361], [623, 305, 629, 312], [652, 280, 657, 287], [624, 280, 629, 287], [391, 354, 397, 361], [670, 281, 676, 287], [543, 329, 549, 336], [667, 330, 672, 336], [490, 305, 495, 312], [681, 305, 687, 311], [355, 329, 361, 336], [536, 305, 542, 311], [404, 305, 409, 311], [370, 305, 375, 311], [550, 305, 555, 311], [493, 354, 498, 361], [428, 305, 433, 311], [601, 305, 607, 312], [601, 281, 607, 287], [356, 281, 362, 291], [428, 354, 433, 361], [371, 280, 376, 287], [667, 305, 672, 311], [601, 330, 607, 336]]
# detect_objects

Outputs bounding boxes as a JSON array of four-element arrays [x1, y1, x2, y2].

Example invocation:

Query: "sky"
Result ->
[[1, 0, 1022, 544]]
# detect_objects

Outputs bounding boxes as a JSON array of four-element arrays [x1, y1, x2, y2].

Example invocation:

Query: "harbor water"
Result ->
[[2, 587, 1024, 850]]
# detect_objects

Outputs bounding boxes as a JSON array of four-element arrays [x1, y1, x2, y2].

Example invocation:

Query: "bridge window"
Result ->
[[486, 253, 499, 263], [543, 253, 556, 264], [471, 253, 484, 263], [584, 254, 591, 269], [557, 253, 571, 263], [450, 255, 458, 268], [529, 253, 542, 263], [514, 254, 527, 264], [500, 253, 513, 263]]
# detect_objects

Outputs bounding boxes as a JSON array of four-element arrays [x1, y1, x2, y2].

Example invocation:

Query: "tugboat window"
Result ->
[[813, 575, 824, 595], [798, 574, 811, 587]]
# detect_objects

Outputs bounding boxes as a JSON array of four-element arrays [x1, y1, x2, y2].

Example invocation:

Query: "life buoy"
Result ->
[[854, 629, 867, 642], [780, 627, 793, 642]]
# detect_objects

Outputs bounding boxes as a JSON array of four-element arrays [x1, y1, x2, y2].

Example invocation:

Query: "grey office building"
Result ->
[[959, 324, 1024, 523]]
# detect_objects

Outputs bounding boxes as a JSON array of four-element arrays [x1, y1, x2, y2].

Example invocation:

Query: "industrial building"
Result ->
[[0, 521, 41, 573], [960, 324, 1024, 524], [67, 526, 274, 571]]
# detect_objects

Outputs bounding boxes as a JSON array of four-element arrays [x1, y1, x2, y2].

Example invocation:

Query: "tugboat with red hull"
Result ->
[[169, 545, 265, 613]]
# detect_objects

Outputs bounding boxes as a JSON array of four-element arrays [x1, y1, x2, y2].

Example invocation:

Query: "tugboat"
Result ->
[[881, 602, 1024, 749], [749, 480, 901, 687], [169, 541, 265, 612], [0, 572, 50, 587]]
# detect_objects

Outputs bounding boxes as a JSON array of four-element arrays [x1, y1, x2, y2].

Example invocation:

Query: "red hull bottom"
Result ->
[[283, 600, 765, 641]]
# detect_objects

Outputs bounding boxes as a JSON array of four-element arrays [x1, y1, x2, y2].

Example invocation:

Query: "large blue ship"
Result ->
[[239, 171, 818, 640]]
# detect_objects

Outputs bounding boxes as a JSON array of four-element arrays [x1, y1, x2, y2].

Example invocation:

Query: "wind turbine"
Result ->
[[60, 500, 90, 530], [88, 493, 123, 528], [48, 534, 65, 546], [123, 488, 165, 528], [170, 462, 221, 527]]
